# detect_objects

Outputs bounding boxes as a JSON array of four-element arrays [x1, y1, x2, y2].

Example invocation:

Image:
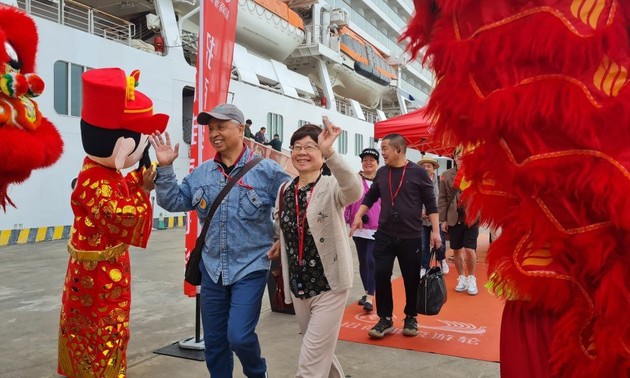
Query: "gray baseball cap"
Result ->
[[197, 103, 245, 125]]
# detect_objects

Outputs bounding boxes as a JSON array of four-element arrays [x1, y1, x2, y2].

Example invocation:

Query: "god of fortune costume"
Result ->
[[403, 1, 630, 376], [58, 68, 168, 377], [0, 6, 63, 210]]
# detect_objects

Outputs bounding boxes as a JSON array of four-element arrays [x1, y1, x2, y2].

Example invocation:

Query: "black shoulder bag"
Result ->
[[185, 157, 263, 285], [417, 246, 448, 315]]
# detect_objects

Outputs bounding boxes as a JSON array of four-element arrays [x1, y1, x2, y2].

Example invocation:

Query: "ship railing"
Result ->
[[303, 24, 323, 45], [334, 96, 379, 123], [17, 0, 135, 46], [335, 97, 352, 116], [303, 25, 340, 51], [181, 30, 199, 65], [301, 25, 342, 55], [362, 108, 379, 123]]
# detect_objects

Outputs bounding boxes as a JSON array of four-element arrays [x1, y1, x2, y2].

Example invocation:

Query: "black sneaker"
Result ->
[[363, 301, 373, 312], [358, 295, 367, 306], [368, 317, 394, 338], [403, 315, 418, 336]]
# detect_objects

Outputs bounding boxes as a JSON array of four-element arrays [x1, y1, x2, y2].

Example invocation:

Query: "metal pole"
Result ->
[[195, 293, 201, 343]]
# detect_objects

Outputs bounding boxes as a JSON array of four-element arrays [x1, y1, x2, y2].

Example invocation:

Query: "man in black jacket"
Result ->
[[268, 134, 282, 151], [350, 134, 442, 339], [244, 119, 254, 139]]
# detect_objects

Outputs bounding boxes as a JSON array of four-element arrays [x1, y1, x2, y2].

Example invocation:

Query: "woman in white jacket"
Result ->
[[268, 117, 362, 378]]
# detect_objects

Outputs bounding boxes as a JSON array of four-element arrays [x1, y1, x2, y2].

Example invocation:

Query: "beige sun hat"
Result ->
[[417, 157, 440, 169]]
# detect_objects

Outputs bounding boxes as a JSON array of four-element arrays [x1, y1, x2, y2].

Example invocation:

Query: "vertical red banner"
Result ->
[[185, 0, 239, 296]]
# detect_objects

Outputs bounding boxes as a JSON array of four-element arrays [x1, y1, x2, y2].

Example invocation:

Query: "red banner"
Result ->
[[185, 0, 239, 296]]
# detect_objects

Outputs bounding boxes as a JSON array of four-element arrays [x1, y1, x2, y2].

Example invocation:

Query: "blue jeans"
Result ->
[[421, 225, 446, 269], [352, 237, 375, 295], [200, 263, 268, 378]]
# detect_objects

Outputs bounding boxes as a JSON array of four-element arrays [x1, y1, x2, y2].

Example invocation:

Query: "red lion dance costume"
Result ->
[[403, 1, 630, 377], [57, 68, 168, 377], [0, 6, 63, 209]]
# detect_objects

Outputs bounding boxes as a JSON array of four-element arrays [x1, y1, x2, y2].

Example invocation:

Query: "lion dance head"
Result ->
[[0, 6, 63, 210]]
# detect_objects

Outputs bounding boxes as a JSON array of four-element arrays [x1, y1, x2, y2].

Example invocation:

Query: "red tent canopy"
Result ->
[[374, 108, 453, 156]]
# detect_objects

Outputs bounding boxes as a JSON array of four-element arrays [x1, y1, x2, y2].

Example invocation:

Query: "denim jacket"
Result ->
[[155, 147, 290, 285]]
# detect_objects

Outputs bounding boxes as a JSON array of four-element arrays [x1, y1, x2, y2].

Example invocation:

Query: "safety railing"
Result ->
[[17, 0, 135, 46], [335, 97, 353, 116], [303, 24, 325, 45], [362, 108, 379, 123]]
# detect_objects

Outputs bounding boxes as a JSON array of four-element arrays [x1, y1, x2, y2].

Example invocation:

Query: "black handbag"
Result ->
[[417, 246, 448, 315], [184, 157, 263, 285]]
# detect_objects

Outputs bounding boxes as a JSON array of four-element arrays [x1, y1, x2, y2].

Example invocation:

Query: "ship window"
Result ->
[[298, 120, 312, 128], [337, 130, 348, 154], [53, 61, 68, 115], [354, 134, 364, 156], [70, 64, 83, 117], [54, 61, 88, 117], [369, 137, 375, 149], [267, 112, 284, 141], [182, 86, 195, 144]]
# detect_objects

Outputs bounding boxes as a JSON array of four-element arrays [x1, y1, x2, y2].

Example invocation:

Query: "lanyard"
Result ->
[[295, 181, 316, 266], [217, 150, 254, 190], [388, 162, 408, 207]]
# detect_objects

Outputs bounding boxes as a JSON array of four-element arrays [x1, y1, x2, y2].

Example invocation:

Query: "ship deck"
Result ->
[[0, 228, 500, 377]]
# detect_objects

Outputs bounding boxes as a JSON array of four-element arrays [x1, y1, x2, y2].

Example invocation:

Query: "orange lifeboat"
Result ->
[[338, 26, 397, 85], [321, 26, 397, 107], [236, 0, 305, 61]]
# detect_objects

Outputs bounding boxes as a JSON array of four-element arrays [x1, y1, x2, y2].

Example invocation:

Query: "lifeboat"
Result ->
[[236, 0, 305, 61], [327, 26, 397, 107]]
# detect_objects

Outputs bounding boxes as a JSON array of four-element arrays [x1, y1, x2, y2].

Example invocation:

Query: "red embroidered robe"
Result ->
[[58, 157, 152, 378]]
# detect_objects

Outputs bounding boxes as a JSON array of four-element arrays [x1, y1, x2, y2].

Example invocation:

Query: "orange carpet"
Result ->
[[339, 244, 504, 362]]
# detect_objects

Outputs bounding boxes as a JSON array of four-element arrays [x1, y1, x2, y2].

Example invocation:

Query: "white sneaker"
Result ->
[[467, 275, 478, 295], [420, 268, 426, 277], [441, 260, 450, 275], [455, 275, 468, 292]]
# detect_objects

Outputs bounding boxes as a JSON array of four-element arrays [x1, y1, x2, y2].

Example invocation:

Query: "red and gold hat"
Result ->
[[81, 68, 168, 134]]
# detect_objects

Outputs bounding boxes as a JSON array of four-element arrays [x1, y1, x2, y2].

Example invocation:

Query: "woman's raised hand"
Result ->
[[319, 116, 341, 159], [149, 131, 179, 167]]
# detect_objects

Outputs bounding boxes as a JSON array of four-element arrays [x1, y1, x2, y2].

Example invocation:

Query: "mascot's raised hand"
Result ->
[[0, 6, 63, 210]]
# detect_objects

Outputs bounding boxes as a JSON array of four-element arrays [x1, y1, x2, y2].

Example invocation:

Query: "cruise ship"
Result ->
[[0, 0, 436, 241]]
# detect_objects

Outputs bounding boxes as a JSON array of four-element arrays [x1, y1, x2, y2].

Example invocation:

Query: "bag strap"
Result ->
[[429, 246, 439, 268], [193, 156, 263, 250]]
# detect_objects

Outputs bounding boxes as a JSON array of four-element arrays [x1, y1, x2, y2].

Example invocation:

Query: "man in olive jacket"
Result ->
[[438, 149, 479, 296]]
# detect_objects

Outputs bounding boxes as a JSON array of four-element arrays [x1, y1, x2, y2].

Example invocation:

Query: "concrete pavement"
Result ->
[[0, 228, 500, 378]]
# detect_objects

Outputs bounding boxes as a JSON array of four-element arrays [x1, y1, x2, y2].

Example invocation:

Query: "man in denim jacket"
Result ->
[[150, 103, 289, 378]]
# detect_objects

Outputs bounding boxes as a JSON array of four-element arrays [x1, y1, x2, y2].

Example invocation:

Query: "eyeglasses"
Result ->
[[290, 144, 319, 152]]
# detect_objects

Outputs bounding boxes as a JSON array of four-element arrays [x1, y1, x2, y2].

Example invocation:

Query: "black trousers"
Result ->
[[373, 231, 422, 318]]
